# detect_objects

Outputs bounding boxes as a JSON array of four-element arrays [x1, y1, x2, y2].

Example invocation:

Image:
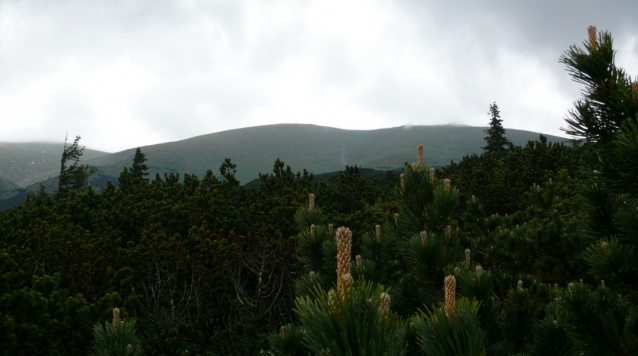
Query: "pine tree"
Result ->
[[57, 134, 92, 197], [560, 26, 638, 148], [482, 102, 511, 153], [557, 26, 638, 355], [118, 148, 150, 190], [220, 158, 239, 186], [92, 307, 143, 356], [270, 147, 490, 355], [129, 148, 149, 182]]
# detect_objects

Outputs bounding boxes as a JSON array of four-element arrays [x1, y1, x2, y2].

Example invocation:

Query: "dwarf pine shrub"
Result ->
[[92, 307, 143, 356]]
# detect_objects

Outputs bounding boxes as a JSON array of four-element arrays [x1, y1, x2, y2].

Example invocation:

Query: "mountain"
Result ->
[[0, 176, 20, 193], [0, 142, 110, 188], [0, 124, 568, 210], [86, 124, 568, 184]]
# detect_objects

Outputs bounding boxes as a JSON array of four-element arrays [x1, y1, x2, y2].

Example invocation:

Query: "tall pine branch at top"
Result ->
[[560, 26, 637, 148]]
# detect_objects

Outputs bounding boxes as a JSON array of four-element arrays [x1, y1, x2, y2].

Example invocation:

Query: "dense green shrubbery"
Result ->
[[92, 308, 143, 356], [266, 26, 638, 355], [0, 149, 395, 354], [1, 26, 636, 355]]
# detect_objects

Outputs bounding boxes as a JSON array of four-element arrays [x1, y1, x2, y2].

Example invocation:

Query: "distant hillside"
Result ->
[[0, 124, 568, 210], [87, 124, 567, 184], [0, 142, 109, 188], [0, 170, 117, 211], [0, 176, 20, 193]]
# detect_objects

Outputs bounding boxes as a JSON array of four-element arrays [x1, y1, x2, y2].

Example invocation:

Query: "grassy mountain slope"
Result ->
[[0, 142, 109, 188], [89, 124, 567, 184], [0, 176, 20, 193], [0, 124, 567, 210]]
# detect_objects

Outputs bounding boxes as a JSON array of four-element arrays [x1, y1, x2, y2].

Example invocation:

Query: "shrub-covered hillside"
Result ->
[[1, 27, 637, 355]]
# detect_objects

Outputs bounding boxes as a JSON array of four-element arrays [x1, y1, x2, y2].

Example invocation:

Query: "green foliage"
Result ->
[[0, 261, 95, 355], [118, 148, 150, 190], [468, 172, 587, 288], [295, 208, 336, 290], [454, 265, 498, 340], [294, 280, 407, 355], [560, 28, 638, 147], [531, 301, 575, 356], [391, 230, 458, 315], [444, 135, 587, 215], [395, 164, 460, 234], [582, 238, 638, 302], [57, 135, 93, 197], [315, 165, 397, 238], [611, 119, 638, 196], [359, 226, 398, 284], [559, 27, 638, 356], [220, 157, 239, 186], [559, 282, 638, 355], [3, 27, 638, 354], [491, 283, 545, 355], [267, 324, 308, 355], [92, 309, 143, 356], [483, 102, 511, 153], [412, 298, 485, 356]]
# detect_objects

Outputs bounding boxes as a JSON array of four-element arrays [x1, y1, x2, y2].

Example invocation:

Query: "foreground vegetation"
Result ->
[[1, 27, 637, 355]]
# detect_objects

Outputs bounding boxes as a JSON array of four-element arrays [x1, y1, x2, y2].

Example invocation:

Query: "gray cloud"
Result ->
[[1, 0, 637, 152]]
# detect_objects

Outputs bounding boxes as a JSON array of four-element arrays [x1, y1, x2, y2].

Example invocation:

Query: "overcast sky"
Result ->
[[1, 0, 637, 152]]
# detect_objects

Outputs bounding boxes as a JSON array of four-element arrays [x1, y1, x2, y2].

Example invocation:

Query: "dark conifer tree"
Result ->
[[130, 148, 149, 182], [118, 148, 150, 189], [558, 26, 638, 354], [57, 134, 92, 197], [482, 102, 511, 153], [560, 26, 638, 149], [220, 158, 239, 186]]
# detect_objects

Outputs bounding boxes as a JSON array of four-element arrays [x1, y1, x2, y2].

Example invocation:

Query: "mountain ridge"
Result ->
[[1, 124, 569, 209]]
